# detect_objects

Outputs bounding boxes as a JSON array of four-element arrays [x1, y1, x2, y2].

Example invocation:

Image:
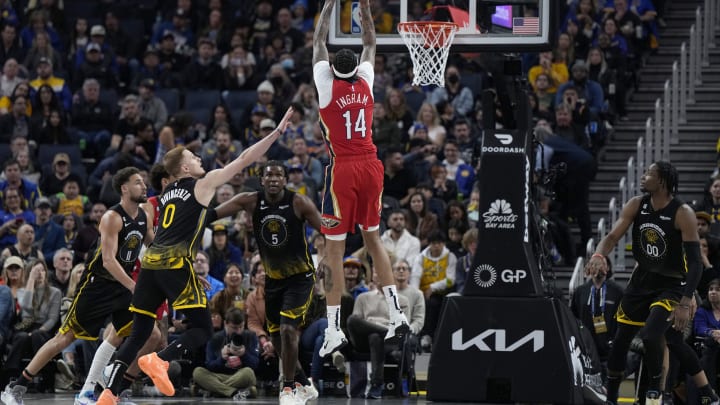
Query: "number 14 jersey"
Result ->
[[314, 60, 376, 159]]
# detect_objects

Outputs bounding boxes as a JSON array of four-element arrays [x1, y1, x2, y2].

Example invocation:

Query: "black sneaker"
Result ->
[[366, 384, 382, 399]]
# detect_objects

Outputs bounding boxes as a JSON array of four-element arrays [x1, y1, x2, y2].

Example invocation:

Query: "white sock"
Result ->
[[82, 340, 116, 393], [382, 285, 402, 314], [327, 305, 341, 330]]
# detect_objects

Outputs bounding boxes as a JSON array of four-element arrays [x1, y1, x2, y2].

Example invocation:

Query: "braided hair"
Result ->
[[332, 48, 358, 80], [653, 161, 678, 195]]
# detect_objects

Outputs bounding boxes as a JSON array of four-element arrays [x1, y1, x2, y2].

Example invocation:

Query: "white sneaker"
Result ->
[[74, 390, 96, 405], [294, 380, 319, 404], [0, 384, 26, 405], [278, 387, 295, 405], [318, 328, 347, 357], [385, 312, 410, 340]]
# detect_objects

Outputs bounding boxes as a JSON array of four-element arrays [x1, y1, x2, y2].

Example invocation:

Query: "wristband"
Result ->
[[591, 253, 604, 259], [678, 304, 690, 309]]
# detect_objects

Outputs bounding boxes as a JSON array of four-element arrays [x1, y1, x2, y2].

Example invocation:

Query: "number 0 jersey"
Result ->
[[86, 204, 147, 281], [314, 60, 376, 159], [632, 195, 686, 278], [253, 189, 314, 279], [142, 177, 209, 270]]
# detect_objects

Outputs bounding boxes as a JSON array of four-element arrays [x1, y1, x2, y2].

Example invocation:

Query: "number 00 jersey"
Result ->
[[632, 195, 685, 278], [142, 177, 208, 270], [86, 204, 147, 281], [253, 189, 314, 279], [314, 60, 376, 159]]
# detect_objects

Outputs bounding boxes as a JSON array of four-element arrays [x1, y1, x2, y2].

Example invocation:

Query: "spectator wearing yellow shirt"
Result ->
[[0, 82, 31, 116], [528, 51, 569, 94], [55, 178, 90, 217]]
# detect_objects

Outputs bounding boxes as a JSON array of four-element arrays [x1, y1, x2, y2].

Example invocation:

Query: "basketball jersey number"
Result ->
[[342, 109, 367, 139], [162, 203, 176, 228]]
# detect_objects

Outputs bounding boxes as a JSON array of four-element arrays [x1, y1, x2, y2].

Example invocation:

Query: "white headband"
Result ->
[[332, 64, 358, 79]]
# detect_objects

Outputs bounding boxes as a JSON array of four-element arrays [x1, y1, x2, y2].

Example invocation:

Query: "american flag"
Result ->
[[512, 17, 539, 35]]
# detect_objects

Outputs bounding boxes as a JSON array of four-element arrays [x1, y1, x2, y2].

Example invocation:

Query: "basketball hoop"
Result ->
[[398, 21, 458, 87]]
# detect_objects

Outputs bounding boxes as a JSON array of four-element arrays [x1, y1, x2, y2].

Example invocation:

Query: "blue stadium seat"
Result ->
[[63, 1, 99, 20], [223, 90, 257, 127], [0, 144, 10, 165], [405, 91, 427, 115], [119, 19, 147, 42], [155, 88, 180, 115], [99, 88, 119, 114], [184, 90, 221, 111], [188, 108, 211, 127], [223, 90, 257, 112]]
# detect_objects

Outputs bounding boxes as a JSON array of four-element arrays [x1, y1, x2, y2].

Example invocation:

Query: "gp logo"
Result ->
[[500, 269, 527, 283]]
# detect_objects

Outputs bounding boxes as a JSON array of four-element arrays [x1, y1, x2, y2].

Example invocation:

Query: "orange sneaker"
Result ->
[[138, 353, 175, 396], [96, 388, 119, 405]]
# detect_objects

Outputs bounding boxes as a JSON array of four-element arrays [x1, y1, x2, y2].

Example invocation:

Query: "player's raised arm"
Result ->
[[313, 0, 336, 64], [359, 0, 375, 64], [585, 196, 642, 277], [214, 192, 258, 219], [197, 106, 293, 198]]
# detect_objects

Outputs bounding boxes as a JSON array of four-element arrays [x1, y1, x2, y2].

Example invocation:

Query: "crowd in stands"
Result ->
[[0, 0, 687, 400]]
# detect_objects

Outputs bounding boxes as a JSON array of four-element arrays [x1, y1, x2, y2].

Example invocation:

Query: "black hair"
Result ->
[[3, 158, 19, 170], [251, 260, 263, 278], [112, 167, 141, 194], [262, 160, 288, 178], [333, 48, 358, 79], [382, 146, 404, 161], [427, 230, 446, 243], [149, 163, 169, 192], [653, 161, 678, 195], [224, 307, 245, 325]]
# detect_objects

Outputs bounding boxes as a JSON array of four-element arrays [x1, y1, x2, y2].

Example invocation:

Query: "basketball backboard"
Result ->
[[327, 0, 554, 53]]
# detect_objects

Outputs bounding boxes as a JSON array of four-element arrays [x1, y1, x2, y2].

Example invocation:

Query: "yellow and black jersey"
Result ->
[[632, 195, 685, 278], [142, 177, 208, 270], [253, 189, 314, 279], [86, 204, 147, 281]]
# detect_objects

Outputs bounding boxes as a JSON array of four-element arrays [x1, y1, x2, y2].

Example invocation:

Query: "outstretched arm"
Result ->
[[313, 0, 336, 65], [196, 107, 293, 204], [585, 196, 641, 277], [359, 0, 375, 64]]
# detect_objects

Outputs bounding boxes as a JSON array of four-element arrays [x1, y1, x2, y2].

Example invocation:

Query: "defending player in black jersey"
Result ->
[[214, 161, 322, 404], [586, 162, 720, 405], [0, 167, 156, 405], [97, 106, 294, 404]]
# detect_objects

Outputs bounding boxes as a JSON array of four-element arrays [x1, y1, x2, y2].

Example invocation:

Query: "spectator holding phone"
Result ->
[[192, 308, 259, 400], [555, 60, 605, 119]]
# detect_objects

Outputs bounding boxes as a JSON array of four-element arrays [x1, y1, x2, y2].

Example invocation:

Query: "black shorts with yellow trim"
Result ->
[[59, 272, 134, 340], [130, 257, 207, 318], [265, 271, 315, 334], [615, 270, 685, 326]]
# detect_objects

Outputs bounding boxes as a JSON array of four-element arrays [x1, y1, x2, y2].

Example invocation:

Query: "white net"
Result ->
[[398, 22, 458, 87]]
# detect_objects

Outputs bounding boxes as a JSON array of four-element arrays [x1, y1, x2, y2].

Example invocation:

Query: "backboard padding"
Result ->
[[327, 0, 554, 53]]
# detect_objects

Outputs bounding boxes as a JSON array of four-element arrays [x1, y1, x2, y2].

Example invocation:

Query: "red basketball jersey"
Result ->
[[317, 64, 377, 159]]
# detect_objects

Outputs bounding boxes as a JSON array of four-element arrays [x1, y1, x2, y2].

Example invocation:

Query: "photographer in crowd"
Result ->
[[192, 307, 259, 400]]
